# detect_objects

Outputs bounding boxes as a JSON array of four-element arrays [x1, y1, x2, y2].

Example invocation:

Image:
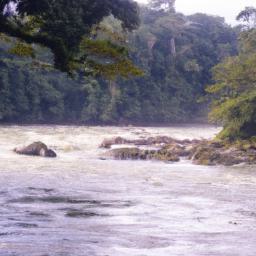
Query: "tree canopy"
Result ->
[[207, 7, 256, 140], [0, 0, 140, 76], [236, 6, 256, 29], [0, 0, 240, 125]]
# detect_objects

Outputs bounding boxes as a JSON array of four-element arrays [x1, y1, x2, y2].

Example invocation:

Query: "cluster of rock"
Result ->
[[192, 140, 256, 166], [14, 142, 57, 158], [101, 136, 196, 162], [12, 136, 256, 166], [100, 136, 256, 166]]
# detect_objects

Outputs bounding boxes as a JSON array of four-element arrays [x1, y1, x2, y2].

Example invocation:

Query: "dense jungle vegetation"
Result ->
[[0, 0, 255, 140], [207, 7, 256, 140], [0, 0, 238, 124]]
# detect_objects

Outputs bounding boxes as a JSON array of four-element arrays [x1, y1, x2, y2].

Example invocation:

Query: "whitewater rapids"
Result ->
[[0, 125, 255, 256]]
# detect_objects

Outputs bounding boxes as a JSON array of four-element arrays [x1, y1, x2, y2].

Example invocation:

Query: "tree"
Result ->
[[118, 7, 237, 123], [237, 6, 256, 29], [0, 0, 141, 77], [207, 10, 256, 140]]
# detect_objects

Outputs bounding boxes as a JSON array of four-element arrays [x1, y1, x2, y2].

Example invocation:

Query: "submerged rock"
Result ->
[[14, 141, 57, 158]]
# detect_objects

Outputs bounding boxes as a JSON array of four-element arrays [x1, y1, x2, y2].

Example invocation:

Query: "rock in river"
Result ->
[[191, 140, 256, 166], [101, 136, 256, 166], [14, 141, 57, 158], [105, 147, 180, 162]]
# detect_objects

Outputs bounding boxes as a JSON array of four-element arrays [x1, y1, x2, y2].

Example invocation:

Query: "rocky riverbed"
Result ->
[[100, 136, 256, 166]]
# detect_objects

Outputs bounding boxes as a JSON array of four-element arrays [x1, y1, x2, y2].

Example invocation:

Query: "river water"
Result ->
[[0, 125, 255, 256]]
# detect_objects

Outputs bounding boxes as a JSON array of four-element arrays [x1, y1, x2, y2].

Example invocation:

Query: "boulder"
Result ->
[[162, 143, 190, 157], [14, 142, 57, 158], [191, 141, 255, 166], [152, 149, 180, 162], [44, 149, 57, 158], [106, 147, 180, 162], [107, 147, 143, 160], [192, 145, 222, 166]]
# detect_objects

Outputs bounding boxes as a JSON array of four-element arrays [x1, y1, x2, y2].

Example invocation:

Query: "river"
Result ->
[[0, 125, 255, 256]]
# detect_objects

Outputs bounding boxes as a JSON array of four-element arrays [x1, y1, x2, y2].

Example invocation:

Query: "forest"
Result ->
[[0, 0, 255, 140]]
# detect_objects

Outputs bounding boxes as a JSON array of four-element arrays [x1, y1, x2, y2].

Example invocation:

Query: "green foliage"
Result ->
[[80, 38, 143, 79], [115, 8, 238, 122], [207, 28, 256, 140], [0, 0, 140, 75], [0, 3, 238, 125], [236, 7, 256, 29], [0, 58, 66, 122], [8, 41, 35, 57]]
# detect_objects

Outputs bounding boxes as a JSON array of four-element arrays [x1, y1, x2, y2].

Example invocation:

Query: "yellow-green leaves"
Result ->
[[0, 33, 12, 43], [80, 39, 143, 80], [80, 39, 128, 60], [86, 59, 143, 80], [8, 42, 35, 58]]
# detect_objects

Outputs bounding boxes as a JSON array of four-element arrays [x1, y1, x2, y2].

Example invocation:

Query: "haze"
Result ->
[[136, 0, 256, 25]]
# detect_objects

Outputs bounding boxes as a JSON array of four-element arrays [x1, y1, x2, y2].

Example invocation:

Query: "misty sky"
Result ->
[[136, 0, 256, 25]]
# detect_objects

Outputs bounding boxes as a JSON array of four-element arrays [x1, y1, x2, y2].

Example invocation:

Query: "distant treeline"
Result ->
[[0, 6, 238, 124]]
